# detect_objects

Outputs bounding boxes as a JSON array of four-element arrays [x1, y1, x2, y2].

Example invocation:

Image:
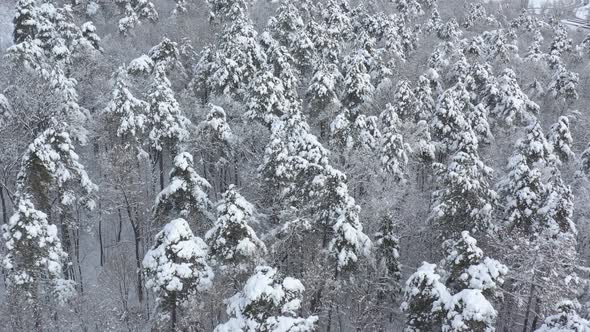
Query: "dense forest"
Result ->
[[2, 0, 590, 331]]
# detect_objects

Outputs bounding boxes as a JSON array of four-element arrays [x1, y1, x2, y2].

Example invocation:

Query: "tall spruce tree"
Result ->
[[205, 185, 266, 268], [143, 218, 214, 330]]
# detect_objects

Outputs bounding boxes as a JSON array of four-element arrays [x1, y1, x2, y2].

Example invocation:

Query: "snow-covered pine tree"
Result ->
[[546, 49, 563, 71], [13, 0, 37, 44], [381, 15, 405, 61], [482, 29, 517, 64], [465, 62, 494, 97], [259, 32, 300, 103], [8, 12, 100, 144], [437, 18, 461, 41], [128, 54, 154, 76], [215, 14, 267, 96], [267, 2, 314, 65], [3, 196, 73, 292], [321, 0, 353, 45], [205, 0, 249, 23], [525, 30, 545, 62], [424, 5, 442, 34], [198, 104, 234, 150], [500, 152, 546, 235], [341, 49, 375, 109], [17, 128, 97, 213], [511, 9, 547, 32], [355, 113, 381, 152], [146, 64, 190, 154], [402, 232, 507, 331], [15, 127, 97, 283], [462, 3, 486, 30], [548, 64, 579, 105], [374, 214, 402, 288], [388, 15, 419, 61], [154, 152, 212, 223], [462, 72, 491, 139], [2, 197, 74, 328], [260, 107, 372, 272], [448, 56, 470, 85], [33, 3, 101, 64], [148, 38, 182, 73], [143, 218, 214, 330], [330, 107, 381, 151], [401, 262, 449, 331], [194, 103, 237, 195], [482, 68, 539, 127], [306, 60, 342, 119], [307, 19, 341, 65], [517, 121, 555, 167], [535, 301, 590, 332], [414, 75, 435, 122], [390, 80, 417, 122], [5, 37, 46, 75], [214, 266, 318, 332], [548, 116, 575, 164], [541, 166, 576, 236], [395, 0, 423, 21], [430, 141, 497, 238], [502, 165, 580, 332], [550, 23, 573, 56], [311, 165, 372, 272], [259, 110, 329, 196], [430, 82, 473, 155], [244, 70, 290, 127], [427, 46, 447, 71], [116, 0, 158, 35], [414, 120, 436, 164], [466, 35, 485, 58], [205, 185, 266, 268], [80, 22, 102, 52], [103, 66, 148, 140], [190, 46, 218, 102], [379, 103, 410, 181], [48, 67, 92, 143], [467, 103, 493, 145], [442, 289, 498, 332], [440, 231, 507, 296]]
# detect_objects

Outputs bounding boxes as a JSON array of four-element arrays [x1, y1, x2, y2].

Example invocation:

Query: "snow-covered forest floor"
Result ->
[[3, 0, 590, 331]]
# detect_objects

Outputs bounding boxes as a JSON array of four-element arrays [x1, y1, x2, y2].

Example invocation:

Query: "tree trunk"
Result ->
[[60, 221, 75, 281], [171, 294, 177, 332], [31, 289, 43, 332], [0, 186, 8, 224], [75, 226, 84, 293], [123, 191, 144, 304], [327, 304, 333, 332], [134, 227, 143, 304], [523, 253, 539, 332], [159, 150, 165, 192], [522, 278, 536, 332], [233, 154, 239, 187], [99, 203, 104, 267], [117, 208, 123, 243], [531, 297, 541, 331]]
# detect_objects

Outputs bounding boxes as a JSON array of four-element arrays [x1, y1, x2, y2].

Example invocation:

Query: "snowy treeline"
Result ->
[[2, 0, 590, 331]]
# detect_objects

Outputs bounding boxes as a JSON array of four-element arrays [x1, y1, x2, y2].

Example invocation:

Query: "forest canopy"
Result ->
[[2, 0, 590, 331]]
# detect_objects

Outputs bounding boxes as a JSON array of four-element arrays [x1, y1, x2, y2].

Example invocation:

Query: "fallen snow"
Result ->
[[576, 4, 590, 19]]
